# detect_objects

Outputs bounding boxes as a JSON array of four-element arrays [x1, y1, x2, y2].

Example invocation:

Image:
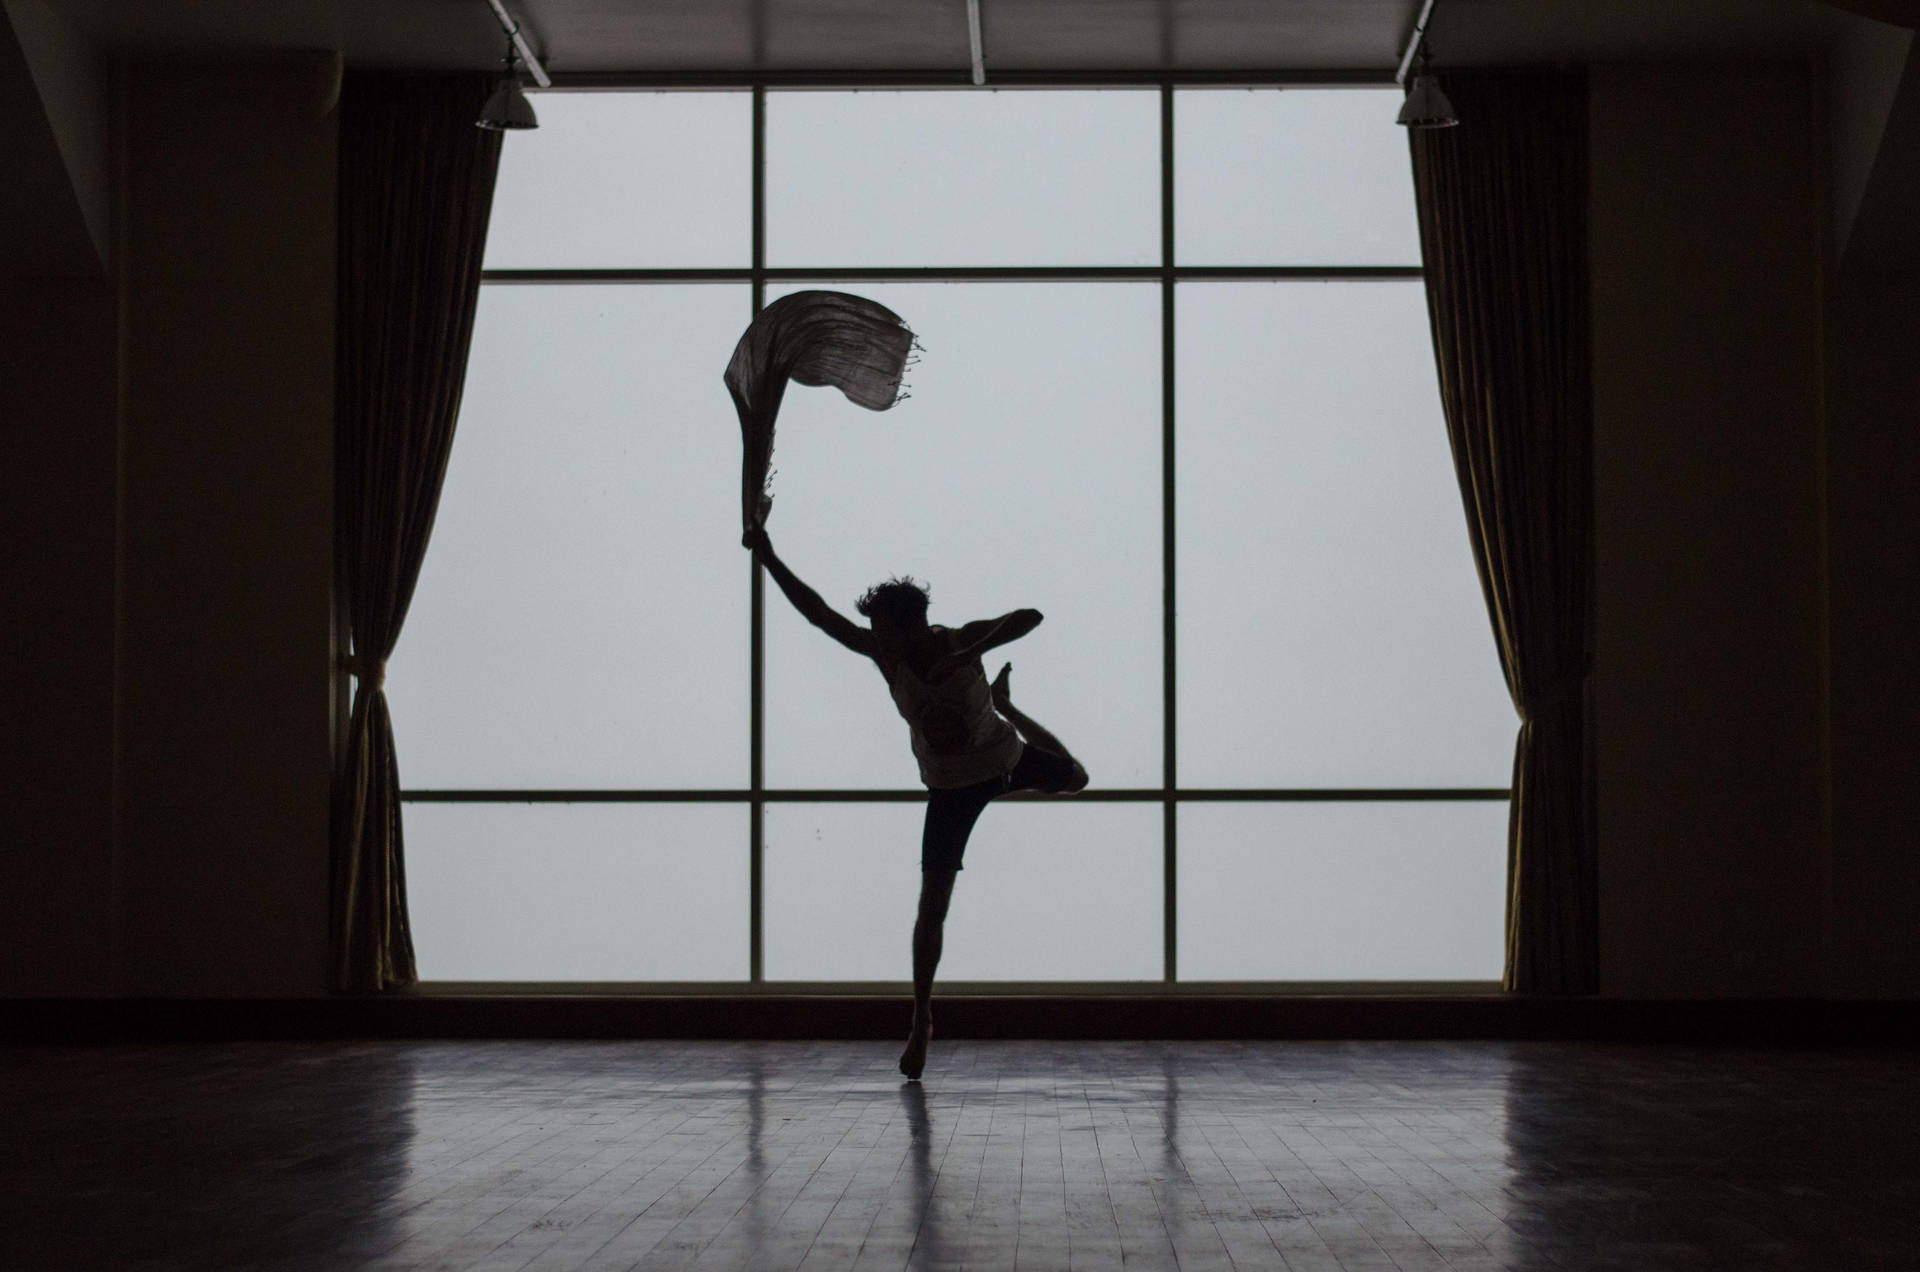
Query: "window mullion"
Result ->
[[1161, 82, 1178, 985], [749, 85, 767, 984]]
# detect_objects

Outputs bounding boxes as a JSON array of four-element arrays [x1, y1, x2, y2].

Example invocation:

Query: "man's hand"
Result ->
[[742, 527, 771, 555], [990, 662, 1012, 710]]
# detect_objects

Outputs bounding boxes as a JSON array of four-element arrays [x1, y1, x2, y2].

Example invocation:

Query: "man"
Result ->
[[744, 528, 1088, 1079]]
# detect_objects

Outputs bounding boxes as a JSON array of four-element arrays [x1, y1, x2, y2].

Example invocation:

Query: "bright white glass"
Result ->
[[406, 89, 1505, 986], [760, 282, 1162, 789], [767, 91, 1159, 266], [1175, 88, 1421, 265], [1175, 281, 1513, 788], [764, 802, 1161, 980], [389, 285, 750, 788], [407, 803, 747, 980], [1177, 802, 1506, 980], [483, 92, 749, 268]]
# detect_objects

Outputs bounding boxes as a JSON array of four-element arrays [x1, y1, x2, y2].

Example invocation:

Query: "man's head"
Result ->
[[856, 576, 931, 633]]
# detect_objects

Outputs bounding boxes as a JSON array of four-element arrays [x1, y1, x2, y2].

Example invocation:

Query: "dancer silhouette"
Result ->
[[745, 528, 1088, 1080]]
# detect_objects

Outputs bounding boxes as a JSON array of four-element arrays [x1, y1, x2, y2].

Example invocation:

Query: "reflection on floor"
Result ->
[[1, 1039, 1915, 1269]]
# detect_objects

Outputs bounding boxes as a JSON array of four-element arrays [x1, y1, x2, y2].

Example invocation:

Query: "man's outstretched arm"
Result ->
[[744, 529, 875, 657], [930, 609, 1042, 675]]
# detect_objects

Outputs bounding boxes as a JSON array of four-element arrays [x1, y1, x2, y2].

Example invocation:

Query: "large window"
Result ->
[[390, 84, 1515, 988]]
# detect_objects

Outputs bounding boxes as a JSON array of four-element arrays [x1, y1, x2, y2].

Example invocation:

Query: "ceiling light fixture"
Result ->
[[1397, 48, 1459, 128], [478, 0, 549, 131], [478, 39, 538, 130], [1395, 0, 1459, 129]]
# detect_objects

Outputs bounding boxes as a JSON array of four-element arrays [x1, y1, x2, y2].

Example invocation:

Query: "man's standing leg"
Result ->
[[902, 867, 956, 1080]]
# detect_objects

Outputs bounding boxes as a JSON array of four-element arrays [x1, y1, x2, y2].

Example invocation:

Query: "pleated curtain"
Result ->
[[1408, 70, 1598, 994], [332, 71, 502, 992]]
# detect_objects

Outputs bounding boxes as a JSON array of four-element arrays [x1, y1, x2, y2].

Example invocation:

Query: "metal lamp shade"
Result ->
[[478, 77, 538, 131], [1397, 74, 1459, 128]]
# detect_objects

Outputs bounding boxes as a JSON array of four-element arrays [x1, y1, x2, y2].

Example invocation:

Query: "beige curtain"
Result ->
[[332, 70, 502, 992], [1409, 70, 1597, 994]]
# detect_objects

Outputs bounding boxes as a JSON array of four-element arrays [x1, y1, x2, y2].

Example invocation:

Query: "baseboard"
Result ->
[[3, 996, 1917, 1043]]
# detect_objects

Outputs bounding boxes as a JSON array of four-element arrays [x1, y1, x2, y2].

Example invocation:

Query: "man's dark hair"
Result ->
[[856, 576, 931, 626]]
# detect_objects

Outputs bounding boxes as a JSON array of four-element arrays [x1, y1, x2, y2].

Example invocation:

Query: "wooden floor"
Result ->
[[2, 1040, 1915, 1270]]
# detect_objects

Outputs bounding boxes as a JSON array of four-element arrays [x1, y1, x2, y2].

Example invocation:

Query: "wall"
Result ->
[[0, 0, 105, 274], [0, 276, 121, 995], [1825, 269, 1920, 996], [1829, 17, 1914, 259], [1, 56, 337, 997], [1, 0, 119, 992], [2, 0, 112, 268], [1836, 34, 1920, 272], [115, 60, 337, 995], [1589, 63, 1830, 996]]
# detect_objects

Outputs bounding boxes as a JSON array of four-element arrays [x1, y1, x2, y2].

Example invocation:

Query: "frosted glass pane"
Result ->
[[762, 283, 1161, 789], [767, 91, 1158, 266], [1177, 803, 1506, 980], [1175, 89, 1420, 265], [389, 285, 749, 788], [765, 803, 1160, 980], [408, 803, 747, 980], [1175, 282, 1512, 787], [484, 92, 749, 267]]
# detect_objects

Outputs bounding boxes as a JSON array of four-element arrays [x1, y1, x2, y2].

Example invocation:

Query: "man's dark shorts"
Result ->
[[920, 743, 1078, 874]]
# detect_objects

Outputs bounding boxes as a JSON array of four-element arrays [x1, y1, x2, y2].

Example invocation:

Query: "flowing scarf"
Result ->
[[724, 290, 917, 530]]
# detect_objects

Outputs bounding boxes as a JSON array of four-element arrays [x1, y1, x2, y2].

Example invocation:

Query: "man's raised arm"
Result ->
[[744, 529, 874, 657]]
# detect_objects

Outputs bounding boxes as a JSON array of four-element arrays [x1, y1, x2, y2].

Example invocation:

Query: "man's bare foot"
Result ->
[[899, 1014, 931, 1081]]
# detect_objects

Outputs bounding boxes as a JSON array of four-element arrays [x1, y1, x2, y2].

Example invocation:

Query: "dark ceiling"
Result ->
[[50, 0, 1865, 77]]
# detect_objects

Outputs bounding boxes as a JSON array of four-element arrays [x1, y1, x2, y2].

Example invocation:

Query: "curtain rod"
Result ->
[[1396, 0, 1439, 86], [484, 0, 552, 88], [966, 0, 986, 84]]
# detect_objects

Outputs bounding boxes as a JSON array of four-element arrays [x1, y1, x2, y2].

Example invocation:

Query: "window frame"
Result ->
[[402, 73, 1509, 993]]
